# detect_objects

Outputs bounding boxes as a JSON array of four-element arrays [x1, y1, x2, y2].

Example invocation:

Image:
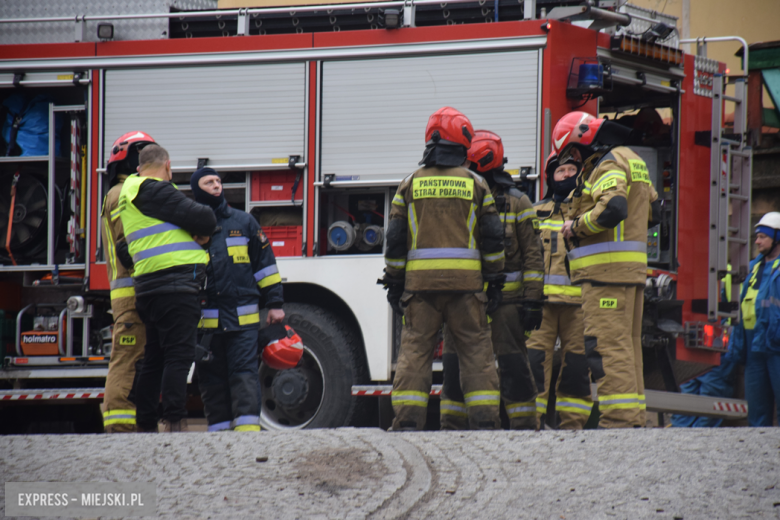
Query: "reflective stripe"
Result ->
[[125, 222, 181, 244], [582, 211, 605, 234], [467, 203, 477, 249], [232, 415, 260, 427], [536, 397, 548, 413], [544, 274, 571, 286], [568, 241, 647, 270], [614, 221, 624, 242], [506, 402, 536, 418], [544, 285, 582, 297], [225, 236, 249, 247], [483, 193, 495, 206], [638, 394, 646, 410], [408, 204, 419, 250], [524, 271, 543, 282], [133, 242, 204, 263], [539, 220, 564, 231], [406, 259, 481, 271], [386, 257, 407, 269], [393, 193, 406, 206], [103, 409, 137, 426], [483, 250, 505, 263], [599, 393, 640, 410], [208, 421, 232, 432], [407, 248, 481, 260], [237, 304, 260, 326], [392, 390, 429, 407], [556, 398, 593, 415], [199, 309, 219, 329], [234, 424, 261, 431], [110, 277, 134, 289], [500, 212, 517, 223], [110, 277, 135, 300], [464, 390, 500, 407], [440, 400, 468, 417], [594, 170, 626, 192], [110, 208, 122, 221], [517, 209, 536, 223], [505, 271, 522, 282], [254, 264, 282, 289]]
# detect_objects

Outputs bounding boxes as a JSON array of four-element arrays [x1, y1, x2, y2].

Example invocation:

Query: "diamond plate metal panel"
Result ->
[[0, 0, 217, 45]]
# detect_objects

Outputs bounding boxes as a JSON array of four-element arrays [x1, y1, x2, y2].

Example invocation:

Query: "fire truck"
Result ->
[[0, 0, 753, 432]]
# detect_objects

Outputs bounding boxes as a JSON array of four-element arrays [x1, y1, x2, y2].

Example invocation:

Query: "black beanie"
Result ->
[[190, 167, 224, 208]]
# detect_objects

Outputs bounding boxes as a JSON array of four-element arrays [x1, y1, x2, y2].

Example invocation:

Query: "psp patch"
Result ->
[[119, 336, 136, 345], [412, 176, 474, 201], [599, 298, 618, 309]]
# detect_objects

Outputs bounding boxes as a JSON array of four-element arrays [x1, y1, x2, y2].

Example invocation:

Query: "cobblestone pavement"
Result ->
[[2, 428, 779, 519]]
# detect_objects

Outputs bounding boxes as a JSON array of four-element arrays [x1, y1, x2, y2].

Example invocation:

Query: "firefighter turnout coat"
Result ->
[[199, 199, 284, 331]]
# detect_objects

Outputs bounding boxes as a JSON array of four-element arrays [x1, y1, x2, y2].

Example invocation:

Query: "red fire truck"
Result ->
[[0, 0, 752, 432]]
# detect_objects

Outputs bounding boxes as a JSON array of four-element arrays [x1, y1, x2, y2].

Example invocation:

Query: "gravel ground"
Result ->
[[2, 428, 779, 519]]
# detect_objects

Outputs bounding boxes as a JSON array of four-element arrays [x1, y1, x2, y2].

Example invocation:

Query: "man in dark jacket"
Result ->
[[117, 144, 216, 432], [190, 167, 285, 432]]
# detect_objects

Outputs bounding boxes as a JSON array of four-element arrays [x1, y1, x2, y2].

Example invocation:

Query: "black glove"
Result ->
[[523, 305, 543, 331], [485, 280, 504, 316], [378, 272, 405, 315]]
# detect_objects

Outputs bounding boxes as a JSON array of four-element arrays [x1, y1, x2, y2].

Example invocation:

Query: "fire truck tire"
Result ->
[[259, 303, 367, 430]]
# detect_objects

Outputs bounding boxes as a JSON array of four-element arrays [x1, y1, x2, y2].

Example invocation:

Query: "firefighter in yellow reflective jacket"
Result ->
[[527, 153, 593, 430], [99, 131, 156, 433], [557, 112, 660, 428], [380, 107, 505, 431], [439, 130, 544, 430]]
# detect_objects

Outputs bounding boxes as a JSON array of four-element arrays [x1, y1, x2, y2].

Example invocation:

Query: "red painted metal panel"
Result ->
[[89, 70, 109, 292], [676, 53, 719, 365], [96, 33, 312, 56], [313, 21, 543, 48], [1, 42, 96, 60], [306, 61, 317, 257]]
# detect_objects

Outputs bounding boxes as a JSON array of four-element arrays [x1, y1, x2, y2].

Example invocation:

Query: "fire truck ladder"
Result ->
[[693, 38, 753, 323]]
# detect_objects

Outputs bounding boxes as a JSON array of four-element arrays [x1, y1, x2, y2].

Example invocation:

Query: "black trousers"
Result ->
[[135, 292, 200, 429]]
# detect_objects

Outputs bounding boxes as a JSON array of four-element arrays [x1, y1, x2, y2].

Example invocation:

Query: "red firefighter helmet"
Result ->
[[261, 324, 304, 370], [467, 130, 505, 173], [107, 131, 156, 186], [425, 107, 474, 148], [551, 111, 604, 156]]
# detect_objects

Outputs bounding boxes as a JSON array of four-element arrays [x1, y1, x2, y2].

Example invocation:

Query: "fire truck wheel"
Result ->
[[258, 303, 366, 430]]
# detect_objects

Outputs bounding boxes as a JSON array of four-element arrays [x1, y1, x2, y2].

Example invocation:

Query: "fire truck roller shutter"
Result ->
[[104, 63, 306, 171], [321, 50, 541, 184]]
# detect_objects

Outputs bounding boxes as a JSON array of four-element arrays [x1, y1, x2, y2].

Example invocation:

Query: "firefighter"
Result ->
[[118, 144, 216, 432], [100, 130, 155, 433], [725, 212, 780, 426], [190, 167, 285, 432], [380, 107, 505, 431], [557, 111, 659, 429], [527, 153, 593, 430], [439, 130, 543, 430]]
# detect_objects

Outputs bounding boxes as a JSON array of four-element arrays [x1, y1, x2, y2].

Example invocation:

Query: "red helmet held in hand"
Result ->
[[261, 324, 304, 370], [425, 107, 474, 148], [467, 130, 505, 173]]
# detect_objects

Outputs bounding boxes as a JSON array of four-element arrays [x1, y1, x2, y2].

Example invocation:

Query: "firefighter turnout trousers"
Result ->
[[526, 304, 593, 429], [440, 303, 537, 430], [581, 282, 645, 428], [392, 292, 500, 430], [102, 310, 146, 433], [197, 328, 262, 432]]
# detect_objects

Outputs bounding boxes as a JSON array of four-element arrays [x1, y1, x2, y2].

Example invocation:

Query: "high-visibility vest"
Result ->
[[117, 175, 208, 277]]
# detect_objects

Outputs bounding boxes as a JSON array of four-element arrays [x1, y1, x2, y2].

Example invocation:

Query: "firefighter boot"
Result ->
[[581, 283, 641, 428], [162, 419, 189, 432], [102, 311, 146, 433]]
